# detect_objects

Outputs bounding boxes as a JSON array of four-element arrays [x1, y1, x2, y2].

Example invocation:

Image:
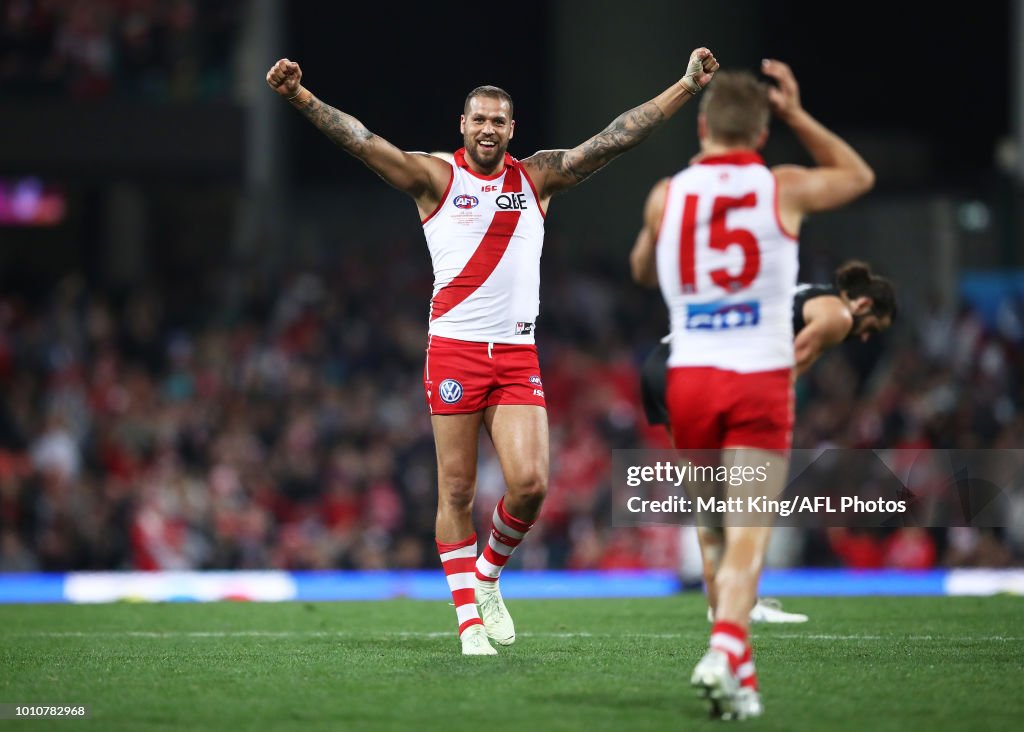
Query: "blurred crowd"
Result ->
[[0, 0, 241, 100], [1, 238, 1022, 575]]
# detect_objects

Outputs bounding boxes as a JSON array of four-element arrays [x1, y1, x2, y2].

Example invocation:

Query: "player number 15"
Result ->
[[679, 192, 760, 293]]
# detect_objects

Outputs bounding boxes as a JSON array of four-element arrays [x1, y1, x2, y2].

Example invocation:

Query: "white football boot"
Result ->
[[460, 624, 498, 656], [475, 578, 516, 646], [690, 649, 739, 720], [707, 597, 809, 624], [749, 597, 808, 623], [728, 687, 764, 720]]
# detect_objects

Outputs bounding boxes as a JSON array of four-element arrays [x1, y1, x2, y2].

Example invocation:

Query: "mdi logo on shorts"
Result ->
[[685, 301, 760, 330]]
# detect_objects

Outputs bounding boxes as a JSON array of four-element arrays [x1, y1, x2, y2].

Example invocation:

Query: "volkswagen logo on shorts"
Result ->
[[438, 379, 464, 404], [453, 194, 479, 209]]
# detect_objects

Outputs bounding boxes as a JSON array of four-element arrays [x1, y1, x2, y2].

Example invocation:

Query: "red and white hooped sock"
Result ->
[[475, 497, 534, 583], [437, 534, 483, 636], [736, 643, 759, 690], [710, 620, 749, 672], [710, 620, 758, 689]]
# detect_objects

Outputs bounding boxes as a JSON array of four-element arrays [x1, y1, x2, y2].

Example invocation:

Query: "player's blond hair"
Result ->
[[699, 71, 770, 147]]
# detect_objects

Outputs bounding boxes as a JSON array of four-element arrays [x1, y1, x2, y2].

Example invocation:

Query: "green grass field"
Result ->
[[1, 595, 1022, 731]]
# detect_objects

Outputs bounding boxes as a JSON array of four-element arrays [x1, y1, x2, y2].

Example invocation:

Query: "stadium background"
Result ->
[[0, 0, 1021, 591]]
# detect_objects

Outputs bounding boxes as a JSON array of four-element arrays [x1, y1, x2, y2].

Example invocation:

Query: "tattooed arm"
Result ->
[[265, 58, 450, 219], [522, 47, 719, 202]]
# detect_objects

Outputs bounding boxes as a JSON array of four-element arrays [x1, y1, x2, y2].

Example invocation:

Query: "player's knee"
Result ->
[[439, 474, 476, 514], [509, 471, 547, 506]]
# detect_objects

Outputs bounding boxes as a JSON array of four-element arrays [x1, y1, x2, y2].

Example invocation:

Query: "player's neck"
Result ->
[[465, 158, 506, 177], [699, 142, 757, 158]]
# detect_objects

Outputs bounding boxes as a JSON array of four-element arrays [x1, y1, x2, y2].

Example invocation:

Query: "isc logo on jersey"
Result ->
[[453, 195, 478, 209], [438, 378, 464, 404], [685, 301, 760, 330]]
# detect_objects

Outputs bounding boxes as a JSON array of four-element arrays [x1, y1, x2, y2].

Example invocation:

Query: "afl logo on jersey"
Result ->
[[529, 375, 542, 386], [438, 379, 464, 404], [453, 195, 479, 209]]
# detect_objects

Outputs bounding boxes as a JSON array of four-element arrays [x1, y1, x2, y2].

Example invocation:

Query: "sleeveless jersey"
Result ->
[[423, 147, 545, 344], [656, 150, 798, 372], [792, 284, 841, 334]]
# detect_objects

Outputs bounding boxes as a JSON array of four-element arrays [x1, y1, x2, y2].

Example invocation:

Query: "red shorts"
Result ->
[[666, 367, 793, 453], [423, 335, 547, 415]]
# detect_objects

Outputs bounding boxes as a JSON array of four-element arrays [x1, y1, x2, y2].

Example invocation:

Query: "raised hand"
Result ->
[[761, 59, 801, 121], [680, 47, 720, 95], [266, 58, 303, 98]]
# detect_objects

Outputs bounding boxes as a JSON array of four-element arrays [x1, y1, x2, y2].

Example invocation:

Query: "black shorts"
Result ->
[[640, 341, 671, 427]]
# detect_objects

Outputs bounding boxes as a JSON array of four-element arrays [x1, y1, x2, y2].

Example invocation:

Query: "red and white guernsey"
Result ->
[[656, 151, 798, 372], [423, 148, 545, 344]]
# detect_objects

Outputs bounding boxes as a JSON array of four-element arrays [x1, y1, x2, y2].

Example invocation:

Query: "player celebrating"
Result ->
[[629, 60, 875, 718], [633, 260, 897, 624], [266, 49, 720, 655]]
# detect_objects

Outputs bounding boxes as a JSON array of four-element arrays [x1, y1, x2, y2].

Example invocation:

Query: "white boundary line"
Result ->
[[4, 631, 1022, 641]]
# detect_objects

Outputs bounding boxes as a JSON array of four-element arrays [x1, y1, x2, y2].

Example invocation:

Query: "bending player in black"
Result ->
[[637, 259, 896, 622]]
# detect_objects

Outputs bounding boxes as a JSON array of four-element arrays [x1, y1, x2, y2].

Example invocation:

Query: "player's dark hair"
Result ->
[[464, 85, 514, 119], [698, 71, 770, 147], [835, 260, 898, 322]]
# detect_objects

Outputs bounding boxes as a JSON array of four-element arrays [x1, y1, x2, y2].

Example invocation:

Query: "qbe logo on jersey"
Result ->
[[685, 301, 761, 330], [438, 379, 464, 404]]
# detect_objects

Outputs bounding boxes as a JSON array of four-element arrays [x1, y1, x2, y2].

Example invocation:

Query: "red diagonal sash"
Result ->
[[429, 162, 523, 321]]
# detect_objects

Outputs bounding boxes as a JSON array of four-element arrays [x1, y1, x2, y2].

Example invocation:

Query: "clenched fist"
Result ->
[[680, 47, 720, 95], [266, 58, 303, 98], [761, 59, 801, 122]]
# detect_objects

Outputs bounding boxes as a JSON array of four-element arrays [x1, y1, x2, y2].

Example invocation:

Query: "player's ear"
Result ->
[[697, 114, 708, 142], [460, 115, 466, 134], [509, 119, 515, 140], [852, 296, 874, 316], [755, 128, 769, 150]]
